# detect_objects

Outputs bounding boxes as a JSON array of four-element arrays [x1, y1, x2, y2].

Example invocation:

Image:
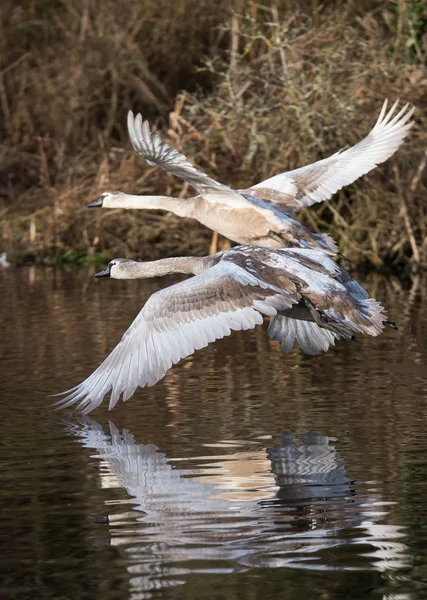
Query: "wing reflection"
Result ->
[[67, 419, 410, 598]]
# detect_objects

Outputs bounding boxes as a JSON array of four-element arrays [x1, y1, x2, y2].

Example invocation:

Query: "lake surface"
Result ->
[[1, 266, 426, 600]]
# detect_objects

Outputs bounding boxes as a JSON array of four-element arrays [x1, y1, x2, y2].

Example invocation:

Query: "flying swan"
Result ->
[[55, 246, 396, 414], [88, 100, 414, 253]]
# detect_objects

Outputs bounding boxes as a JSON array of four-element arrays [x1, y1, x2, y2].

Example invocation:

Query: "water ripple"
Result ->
[[63, 417, 413, 596]]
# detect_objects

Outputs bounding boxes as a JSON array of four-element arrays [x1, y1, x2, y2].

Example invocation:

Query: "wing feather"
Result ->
[[128, 111, 249, 206], [265, 247, 389, 345], [55, 262, 297, 413], [268, 315, 339, 356], [247, 100, 414, 212]]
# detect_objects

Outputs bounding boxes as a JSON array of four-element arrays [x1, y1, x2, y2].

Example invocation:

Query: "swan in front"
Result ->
[[55, 246, 396, 414], [88, 99, 413, 253]]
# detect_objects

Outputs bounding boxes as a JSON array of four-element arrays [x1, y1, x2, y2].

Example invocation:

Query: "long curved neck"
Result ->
[[105, 194, 194, 217], [124, 256, 211, 279]]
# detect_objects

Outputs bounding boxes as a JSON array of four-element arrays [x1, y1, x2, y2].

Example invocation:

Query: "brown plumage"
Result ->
[[55, 246, 395, 414], [89, 99, 413, 255]]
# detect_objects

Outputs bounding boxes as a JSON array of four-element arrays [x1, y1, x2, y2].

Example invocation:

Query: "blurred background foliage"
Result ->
[[0, 0, 426, 268]]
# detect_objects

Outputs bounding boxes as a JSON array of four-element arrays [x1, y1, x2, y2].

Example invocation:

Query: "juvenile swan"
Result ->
[[56, 246, 396, 414], [89, 100, 413, 252]]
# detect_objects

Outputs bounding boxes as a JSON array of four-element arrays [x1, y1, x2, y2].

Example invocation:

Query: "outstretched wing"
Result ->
[[55, 262, 298, 414], [246, 100, 414, 212], [128, 111, 248, 206]]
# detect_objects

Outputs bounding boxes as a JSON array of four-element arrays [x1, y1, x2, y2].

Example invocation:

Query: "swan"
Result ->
[[88, 100, 413, 253], [55, 246, 396, 414]]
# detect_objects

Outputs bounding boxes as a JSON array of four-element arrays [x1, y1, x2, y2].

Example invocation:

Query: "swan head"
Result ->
[[95, 258, 138, 279], [88, 190, 124, 208]]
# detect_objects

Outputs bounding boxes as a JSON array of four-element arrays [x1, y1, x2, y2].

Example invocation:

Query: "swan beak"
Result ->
[[95, 265, 111, 278], [88, 195, 105, 208]]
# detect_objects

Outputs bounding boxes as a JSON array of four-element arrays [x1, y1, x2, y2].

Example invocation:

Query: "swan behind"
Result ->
[[88, 99, 414, 253]]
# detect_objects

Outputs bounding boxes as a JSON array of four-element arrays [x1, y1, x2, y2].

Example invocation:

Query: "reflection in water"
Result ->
[[1, 268, 426, 600], [67, 419, 410, 598]]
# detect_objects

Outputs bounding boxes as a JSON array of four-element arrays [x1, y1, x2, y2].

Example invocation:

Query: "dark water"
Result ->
[[1, 267, 426, 600]]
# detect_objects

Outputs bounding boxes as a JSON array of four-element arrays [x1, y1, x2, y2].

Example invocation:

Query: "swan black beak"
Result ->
[[88, 195, 105, 208], [95, 265, 111, 278]]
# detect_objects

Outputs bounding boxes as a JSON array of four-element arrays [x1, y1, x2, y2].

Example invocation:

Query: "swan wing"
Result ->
[[264, 247, 389, 339], [268, 315, 340, 355], [55, 261, 297, 414], [281, 248, 389, 336], [128, 111, 249, 207], [246, 100, 414, 212]]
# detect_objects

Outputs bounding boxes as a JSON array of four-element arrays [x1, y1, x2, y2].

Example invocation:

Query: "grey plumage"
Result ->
[[268, 316, 339, 355], [127, 112, 245, 203], [55, 246, 393, 414], [126, 111, 338, 253], [245, 99, 415, 212], [120, 100, 414, 251]]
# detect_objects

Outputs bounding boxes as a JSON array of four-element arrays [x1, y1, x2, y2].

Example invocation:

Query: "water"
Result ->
[[1, 267, 426, 600]]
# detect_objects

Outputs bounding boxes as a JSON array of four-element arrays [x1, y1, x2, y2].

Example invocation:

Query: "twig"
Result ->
[[410, 148, 427, 253], [410, 148, 427, 195], [271, 3, 288, 81], [230, 12, 239, 74], [0, 52, 31, 76], [178, 182, 190, 199], [79, 0, 90, 42], [393, 165, 420, 264], [37, 137, 52, 188], [0, 73, 12, 137]]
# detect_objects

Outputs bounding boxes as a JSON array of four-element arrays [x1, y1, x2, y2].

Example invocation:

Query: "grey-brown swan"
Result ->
[[56, 245, 396, 414], [89, 100, 413, 253]]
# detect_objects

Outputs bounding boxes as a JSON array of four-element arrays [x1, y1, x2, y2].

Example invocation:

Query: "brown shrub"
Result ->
[[0, 0, 426, 268], [173, 2, 427, 269]]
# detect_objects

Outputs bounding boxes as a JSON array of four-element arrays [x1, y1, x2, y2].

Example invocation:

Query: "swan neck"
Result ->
[[130, 256, 208, 278], [106, 194, 191, 216]]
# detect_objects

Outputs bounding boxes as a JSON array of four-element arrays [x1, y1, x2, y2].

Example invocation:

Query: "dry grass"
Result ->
[[1, 0, 426, 268]]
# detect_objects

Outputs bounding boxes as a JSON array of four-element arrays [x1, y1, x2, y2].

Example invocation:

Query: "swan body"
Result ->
[[89, 99, 414, 252], [56, 246, 395, 414], [91, 190, 337, 252]]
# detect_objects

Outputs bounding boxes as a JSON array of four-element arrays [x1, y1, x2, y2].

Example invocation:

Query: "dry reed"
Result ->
[[0, 0, 426, 268]]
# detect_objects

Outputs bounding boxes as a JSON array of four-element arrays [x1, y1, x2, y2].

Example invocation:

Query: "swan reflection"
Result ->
[[67, 419, 410, 597]]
